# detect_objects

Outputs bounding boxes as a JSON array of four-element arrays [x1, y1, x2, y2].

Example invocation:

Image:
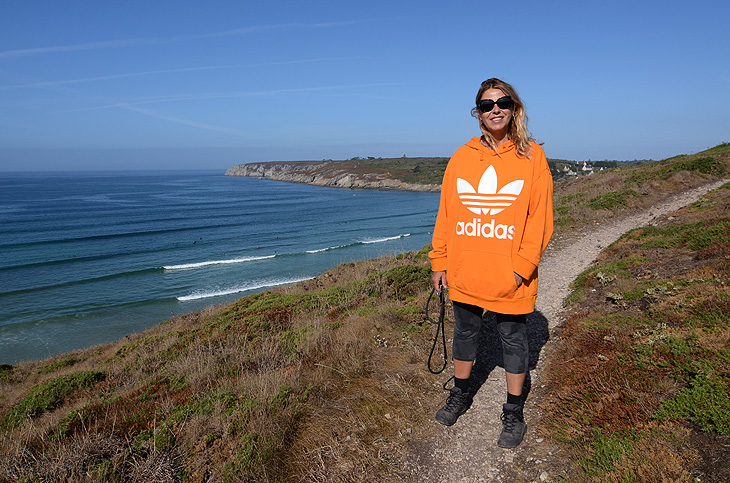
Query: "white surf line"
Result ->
[[177, 276, 314, 301], [164, 255, 275, 270], [360, 233, 410, 244]]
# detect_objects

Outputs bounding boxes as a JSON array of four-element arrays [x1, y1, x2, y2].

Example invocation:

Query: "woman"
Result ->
[[429, 78, 553, 448]]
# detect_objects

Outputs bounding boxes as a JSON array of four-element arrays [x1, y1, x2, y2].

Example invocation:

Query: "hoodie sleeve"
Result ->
[[429, 162, 452, 272], [512, 146, 554, 280]]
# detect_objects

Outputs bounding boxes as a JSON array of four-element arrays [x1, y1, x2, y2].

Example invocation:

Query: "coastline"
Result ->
[[225, 159, 442, 192], [224, 155, 622, 190]]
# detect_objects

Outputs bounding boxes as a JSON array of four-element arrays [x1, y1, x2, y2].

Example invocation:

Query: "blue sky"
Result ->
[[1, 0, 728, 171]]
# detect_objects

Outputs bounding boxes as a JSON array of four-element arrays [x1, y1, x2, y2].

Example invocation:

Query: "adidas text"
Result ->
[[456, 218, 515, 240]]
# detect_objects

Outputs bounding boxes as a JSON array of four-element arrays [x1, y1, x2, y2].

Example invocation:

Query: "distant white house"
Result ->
[[561, 165, 578, 176]]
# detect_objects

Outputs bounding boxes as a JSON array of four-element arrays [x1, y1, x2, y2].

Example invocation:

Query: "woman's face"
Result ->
[[479, 88, 513, 138]]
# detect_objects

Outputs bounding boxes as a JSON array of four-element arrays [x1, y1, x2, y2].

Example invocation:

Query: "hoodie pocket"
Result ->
[[452, 249, 517, 299]]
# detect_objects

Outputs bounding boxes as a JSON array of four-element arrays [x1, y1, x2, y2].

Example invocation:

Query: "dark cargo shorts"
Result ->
[[452, 301, 529, 374]]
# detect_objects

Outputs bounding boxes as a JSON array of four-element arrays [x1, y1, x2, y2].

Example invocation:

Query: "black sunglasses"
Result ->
[[477, 96, 513, 112]]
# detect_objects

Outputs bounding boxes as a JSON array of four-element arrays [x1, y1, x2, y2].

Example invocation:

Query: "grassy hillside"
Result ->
[[343, 156, 449, 185], [359, 156, 619, 184], [0, 142, 728, 482], [0, 252, 439, 482], [541, 178, 730, 482], [552, 143, 729, 238]]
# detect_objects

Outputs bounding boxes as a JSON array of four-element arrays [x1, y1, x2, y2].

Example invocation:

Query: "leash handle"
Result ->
[[426, 285, 448, 374]]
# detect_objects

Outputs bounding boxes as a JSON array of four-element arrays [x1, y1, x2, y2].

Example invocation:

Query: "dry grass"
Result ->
[[0, 247, 441, 482], [1, 142, 729, 482], [539, 164, 730, 481], [551, 142, 729, 246]]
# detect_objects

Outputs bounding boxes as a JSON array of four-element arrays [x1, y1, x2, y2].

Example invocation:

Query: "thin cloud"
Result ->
[[118, 104, 242, 135], [0, 38, 169, 59], [50, 82, 403, 135], [119, 81, 400, 134], [0, 57, 370, 89], [58, 83, 404, 113], [0, 18, 395, 60]]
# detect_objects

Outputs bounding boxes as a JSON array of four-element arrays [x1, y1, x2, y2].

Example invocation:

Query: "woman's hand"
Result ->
[[432, 271, 448, 293], [514, 272, 523, 287]]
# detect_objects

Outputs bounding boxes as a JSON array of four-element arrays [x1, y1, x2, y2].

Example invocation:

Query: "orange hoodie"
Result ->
[[429, 137, 554, 314]]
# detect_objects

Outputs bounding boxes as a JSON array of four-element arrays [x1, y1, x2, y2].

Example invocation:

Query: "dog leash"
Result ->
[[425, 285, 447, 374]]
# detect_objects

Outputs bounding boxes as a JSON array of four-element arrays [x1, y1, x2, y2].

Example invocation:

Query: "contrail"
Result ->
[[117, 104, 242, 135], [0, 18, 395, 60], [0, 57, 369, 89], [57, 83, 404, 112]]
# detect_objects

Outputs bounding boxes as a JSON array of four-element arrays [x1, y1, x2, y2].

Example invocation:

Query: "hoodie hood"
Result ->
[[465, 137, 516, 156]]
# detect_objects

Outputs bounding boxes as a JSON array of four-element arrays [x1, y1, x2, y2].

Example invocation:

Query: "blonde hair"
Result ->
[[471, 78, 534, 159]]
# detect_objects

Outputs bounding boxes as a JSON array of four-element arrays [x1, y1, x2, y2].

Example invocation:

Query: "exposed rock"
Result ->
[[225, 161, 441, 192]]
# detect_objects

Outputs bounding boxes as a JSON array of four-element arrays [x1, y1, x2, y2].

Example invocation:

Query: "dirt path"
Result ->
[[399, 178, 729, 482]]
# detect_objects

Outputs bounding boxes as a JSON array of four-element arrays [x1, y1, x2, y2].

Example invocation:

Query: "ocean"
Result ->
[[0, 170, 440, 364]]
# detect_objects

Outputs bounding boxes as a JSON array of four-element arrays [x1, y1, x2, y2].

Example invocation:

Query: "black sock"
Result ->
[[507, 392, 522, 406], [454, 377, 470, 393]]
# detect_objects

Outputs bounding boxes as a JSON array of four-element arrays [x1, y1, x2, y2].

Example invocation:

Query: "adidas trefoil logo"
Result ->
[[457, 165, 524, 215]]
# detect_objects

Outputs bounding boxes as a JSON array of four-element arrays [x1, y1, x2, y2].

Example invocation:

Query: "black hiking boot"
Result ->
[[497, 403, 526, 448], [435, 386, 472, 426]]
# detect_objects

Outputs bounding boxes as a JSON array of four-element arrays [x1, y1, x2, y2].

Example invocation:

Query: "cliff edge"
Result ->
[[225, 159, 443, 192]]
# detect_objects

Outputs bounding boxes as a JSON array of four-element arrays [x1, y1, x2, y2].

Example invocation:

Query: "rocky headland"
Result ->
[[225, 159, 442, 192], [225, 155, 625, 190]]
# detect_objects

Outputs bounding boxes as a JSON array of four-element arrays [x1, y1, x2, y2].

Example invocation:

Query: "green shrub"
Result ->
[[588, 189, 639, 211], [686, 293, 730, 329], [579, 429, 640, 479], [223, 432, 278, 482], [280, 328, 307, 355], [0, 363, 13, 383], [3, 370, 105, 430], [654, 373, 730, 434], [627, 154, 726, 184], [37, 355, 81, 375], [660, 156, 726, 178], [623, 220, 730, 251], [568, 257, 646, 304], [382, 264, 430, 300]]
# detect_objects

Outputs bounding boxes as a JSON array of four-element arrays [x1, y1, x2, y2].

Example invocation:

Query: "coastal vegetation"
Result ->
[[226, 154, 640, 189], [351, 156, 640, 184], [0, 142, 728, 482], [541, 175, 729, 482]]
